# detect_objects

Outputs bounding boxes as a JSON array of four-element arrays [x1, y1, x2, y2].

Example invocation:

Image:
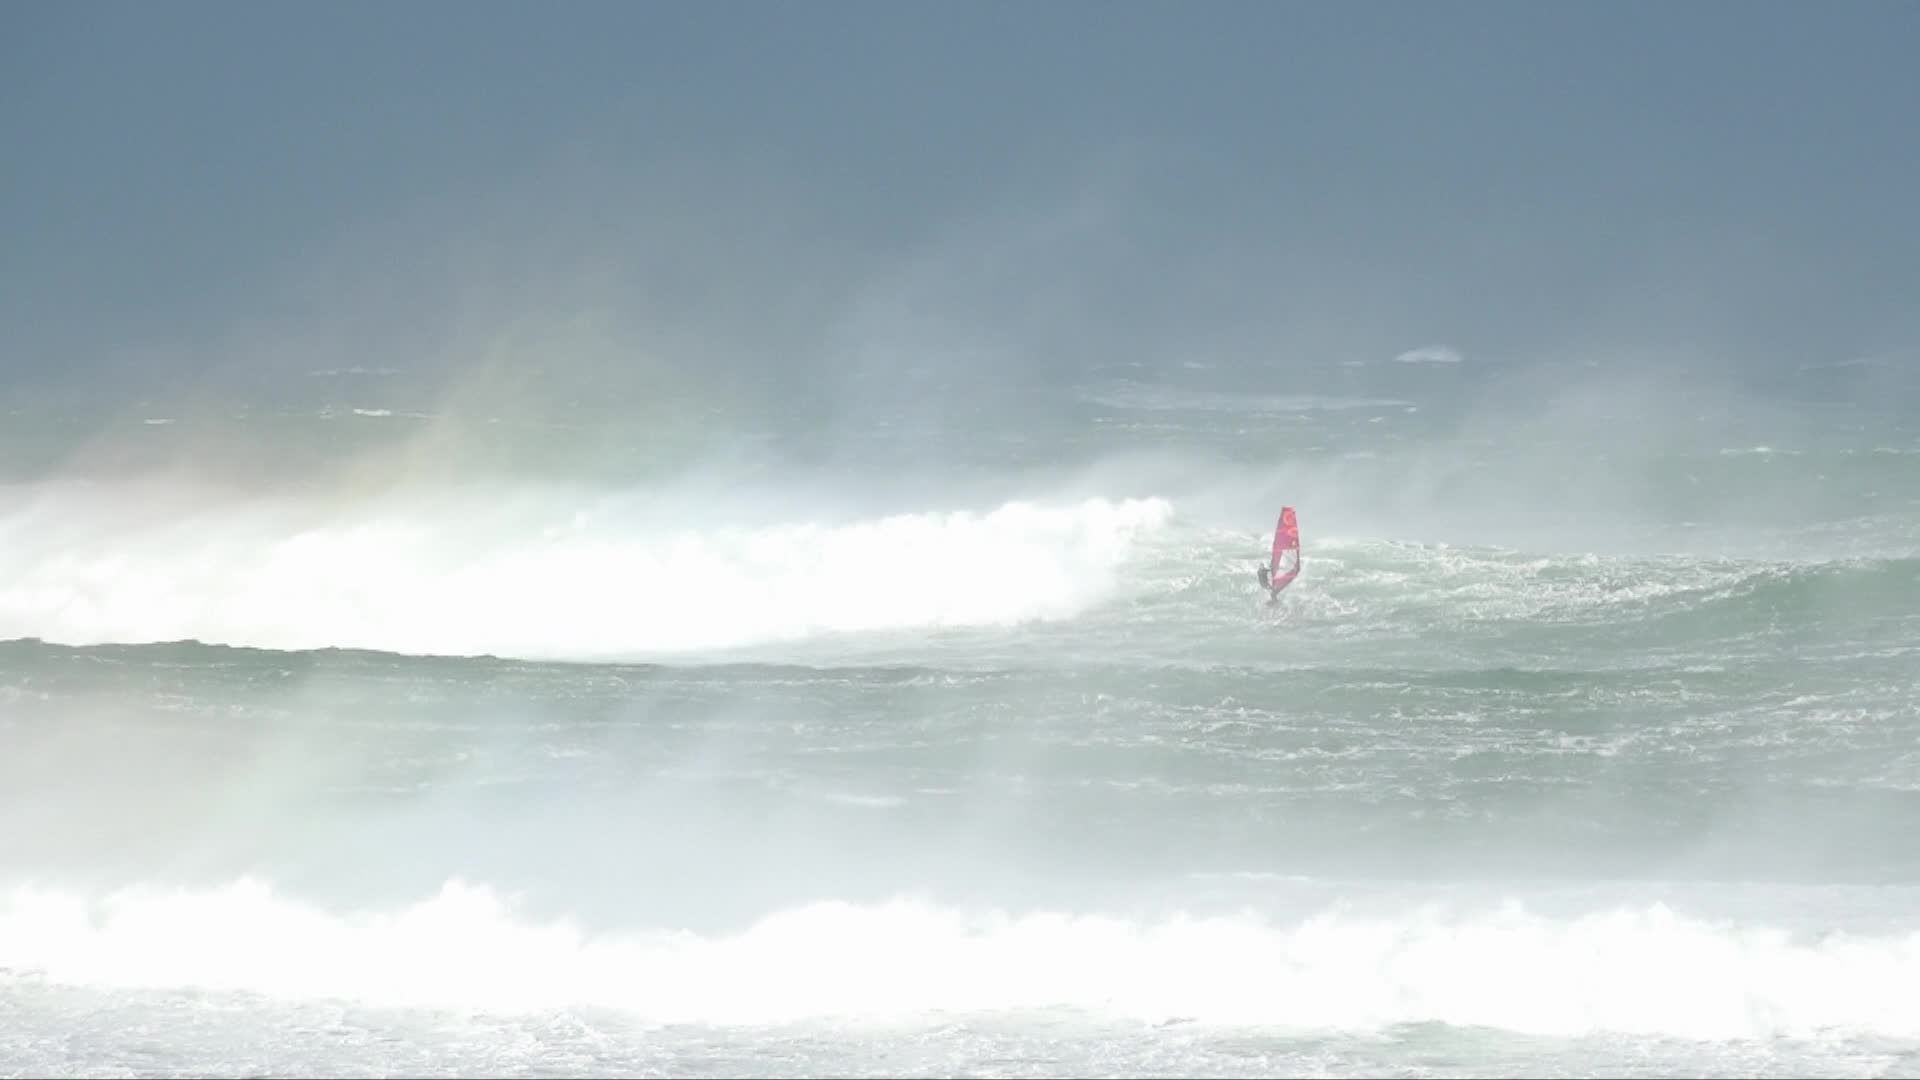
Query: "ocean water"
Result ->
[[3, 361, 1920, 1078]]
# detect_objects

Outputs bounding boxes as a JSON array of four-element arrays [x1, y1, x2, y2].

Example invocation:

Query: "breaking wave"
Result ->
[[0, 480, 1174, 660], [3, 878, 1915, 1040]]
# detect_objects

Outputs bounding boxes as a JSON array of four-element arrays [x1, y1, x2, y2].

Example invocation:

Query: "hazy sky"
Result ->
[[5, 0, 1917, 406]]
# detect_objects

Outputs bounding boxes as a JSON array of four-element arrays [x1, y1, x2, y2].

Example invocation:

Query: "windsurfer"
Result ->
[[1259, 506, 1302, 597]]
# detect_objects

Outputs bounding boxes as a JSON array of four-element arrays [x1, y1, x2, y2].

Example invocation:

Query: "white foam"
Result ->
[[306, 366, 401, 377], [2, 879, 1915, 1039], [1393, 345, 1464, 365], [1079, 380, 1412, 415], [0, 482, 1173, 659]]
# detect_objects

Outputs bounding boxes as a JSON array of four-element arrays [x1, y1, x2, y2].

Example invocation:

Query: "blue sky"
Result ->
[[5, 0, 1917, 403]]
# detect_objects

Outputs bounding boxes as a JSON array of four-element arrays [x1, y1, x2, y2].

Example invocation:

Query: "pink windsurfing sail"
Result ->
[[1268, 506, 1301, 594]]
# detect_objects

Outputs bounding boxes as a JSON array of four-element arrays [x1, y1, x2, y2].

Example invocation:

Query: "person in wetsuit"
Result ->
[[1257, 549, 1300, 597]]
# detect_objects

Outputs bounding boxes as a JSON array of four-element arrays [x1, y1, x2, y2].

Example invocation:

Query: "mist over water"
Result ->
[[8, 3, 1920, 1077], [7, 352, 1920, 1077]]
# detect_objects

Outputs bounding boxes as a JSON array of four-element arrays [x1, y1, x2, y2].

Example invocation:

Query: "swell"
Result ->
[[1289, 541, 1919, 642], [1631, 555, 1920, 639]]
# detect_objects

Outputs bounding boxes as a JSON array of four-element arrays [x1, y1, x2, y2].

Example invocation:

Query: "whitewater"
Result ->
[[4, 371, 1920, 1078]]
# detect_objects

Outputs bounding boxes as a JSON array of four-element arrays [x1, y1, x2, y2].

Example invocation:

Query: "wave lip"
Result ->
[[4, 879, 1916, 1040]]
